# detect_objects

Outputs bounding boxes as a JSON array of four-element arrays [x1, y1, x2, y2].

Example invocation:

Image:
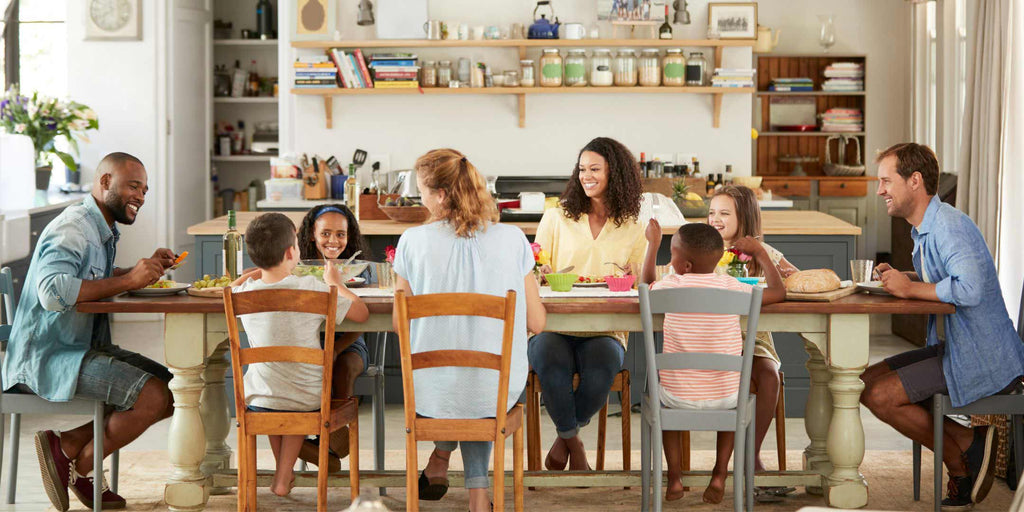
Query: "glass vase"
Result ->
[[818, 14, 836, 53], [726, 262, 747, 278]]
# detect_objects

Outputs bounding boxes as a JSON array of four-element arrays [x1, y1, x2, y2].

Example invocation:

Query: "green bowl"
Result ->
[[546, 273, 579, 292]]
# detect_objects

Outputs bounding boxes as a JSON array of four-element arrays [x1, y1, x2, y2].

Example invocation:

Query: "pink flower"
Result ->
[[384, 245, 396, 264], [738, 253, 752, 263], [530, 242, 542, 258]]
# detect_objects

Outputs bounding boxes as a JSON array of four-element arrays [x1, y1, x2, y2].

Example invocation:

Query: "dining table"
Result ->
[[78, 290, 953, 511]]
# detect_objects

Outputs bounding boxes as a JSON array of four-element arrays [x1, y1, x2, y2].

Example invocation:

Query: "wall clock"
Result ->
[[85, 0, 142, 41]]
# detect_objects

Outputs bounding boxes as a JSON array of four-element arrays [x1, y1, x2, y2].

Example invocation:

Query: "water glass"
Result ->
[[375, 262, 395, 290], [849, 259, 874, 283]]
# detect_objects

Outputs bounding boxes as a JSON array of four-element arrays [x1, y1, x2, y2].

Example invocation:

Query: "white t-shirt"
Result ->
[[233, 274, 352, 411]]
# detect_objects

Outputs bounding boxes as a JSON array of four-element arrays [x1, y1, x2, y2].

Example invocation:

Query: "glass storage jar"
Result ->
[[539, 49, 563, 87], [590, 49, 613, 86], [519, 59, 536, 87], [662, 48, 685, 86], [638, 49, 661, 86], [685, 51, 708, 86], [614, 49, 637, 86], [503, 70, 520, 87], [420, 60, 438, 87], [564, 49, 588, 87], [437, 60, 453, 87]]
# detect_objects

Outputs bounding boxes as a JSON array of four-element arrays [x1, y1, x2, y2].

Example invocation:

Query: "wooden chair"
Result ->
[[525, 369, 631, 472], [224, 286, 359, 512], [395, 290, 524, 512]]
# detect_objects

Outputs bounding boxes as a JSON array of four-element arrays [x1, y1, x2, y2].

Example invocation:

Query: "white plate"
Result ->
[[857, 281, 891, 296], [346, 277, 367, 288], [573, 281, 608, 288], [127, 282, 190, 296]]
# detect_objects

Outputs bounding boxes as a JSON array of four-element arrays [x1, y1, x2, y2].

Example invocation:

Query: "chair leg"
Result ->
[[494, 436, 506, 512], [245, 435, 257, 511], [5, 412, 19, 504], [526, 373, 541, 473], [93, 401, 103, 512], [349, 417, 360, 502], [913, 441, 921, 501], [933, 398, 943, 512], [373, 367, 386, 496], [681, 431, 690, 491], [733, 426, 744, 512], [652, 425, 663, 512], [596, 401, 608, 471], [747, 419, 755, 510], [640, 413, 650, 512], [621, 371, 631, 476], [405, 432, 418, 512], [514, 425, 524, 512], [236, 426, 247, 512], [0, 414, 6, 504], [776, 371, 787, 471]]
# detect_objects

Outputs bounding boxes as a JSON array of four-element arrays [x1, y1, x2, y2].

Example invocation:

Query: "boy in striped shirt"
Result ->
[[641, 220, 785, 503]]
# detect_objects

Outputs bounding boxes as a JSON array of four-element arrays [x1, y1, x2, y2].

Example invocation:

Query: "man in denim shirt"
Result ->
[[3, 153, 178, 511], [860, 143, 1024, 510]]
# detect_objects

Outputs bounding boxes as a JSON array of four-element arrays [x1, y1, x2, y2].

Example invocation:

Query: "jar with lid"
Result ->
[[663, 49, 685, 86], [437, 60, 453, 88], [590, 49, 613, 86], [685, 51, 708, 86], [638, 49, 661, 86], [420, 60, 438, 88], [564, 49, 588, 87], [519, 59, 536, 87], [503, 70, 520, 87], [614, 49, 637, 86], [539, 49, 563, 87]]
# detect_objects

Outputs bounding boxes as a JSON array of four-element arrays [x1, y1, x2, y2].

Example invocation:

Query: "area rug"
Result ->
[[48, 450, 1017, 511]]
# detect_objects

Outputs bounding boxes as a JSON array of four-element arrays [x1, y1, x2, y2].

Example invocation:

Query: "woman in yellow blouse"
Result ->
[[531, 137, 647, 470]]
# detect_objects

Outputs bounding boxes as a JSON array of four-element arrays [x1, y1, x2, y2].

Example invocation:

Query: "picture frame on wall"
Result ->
[[84, 0, 142, 41], [707, 2, 758, 40], [293, 0, 337, 41]]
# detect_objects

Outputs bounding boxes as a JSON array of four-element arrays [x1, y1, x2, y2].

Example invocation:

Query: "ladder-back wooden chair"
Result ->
[[224, 286, 359, 512], [395, 290, 524, 512]]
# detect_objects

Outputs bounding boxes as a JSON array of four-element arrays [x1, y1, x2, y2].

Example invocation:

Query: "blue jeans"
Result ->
[[527, 333, 625, 439], [435, 441, 492, 489]]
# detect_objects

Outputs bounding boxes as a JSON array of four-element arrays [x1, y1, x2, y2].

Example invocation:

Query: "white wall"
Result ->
[[66, 1, 165, 269]]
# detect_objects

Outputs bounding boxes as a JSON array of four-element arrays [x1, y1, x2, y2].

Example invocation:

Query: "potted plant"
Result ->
[[0, 85, 98, 190], [672, 179, 709, 217]]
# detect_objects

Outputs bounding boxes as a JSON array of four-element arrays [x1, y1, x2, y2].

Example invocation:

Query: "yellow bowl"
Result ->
[[731, 176, 763, 189]]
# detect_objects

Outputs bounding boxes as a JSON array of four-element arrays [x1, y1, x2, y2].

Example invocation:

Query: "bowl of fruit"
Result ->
[[292, 259, 371, 282], [187, 274, 234, 298], [672, 180, 709, 218], [380, 197, 431, 223]]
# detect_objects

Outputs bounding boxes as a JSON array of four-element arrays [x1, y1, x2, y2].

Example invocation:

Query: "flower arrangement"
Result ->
[[384, 245, 396, 264], [718, 248, 752, 278], [0, 85, 99, 170], [530, 243, 551, 270]]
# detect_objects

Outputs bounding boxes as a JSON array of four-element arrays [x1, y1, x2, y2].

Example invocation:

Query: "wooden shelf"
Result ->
[[756, 91, 865, 96], [291, 38, 754, 49], [759, 131, 865, 137], [214, 39, 278, 46], [213, 97, 279, 103], [211, 155, 273, 162]]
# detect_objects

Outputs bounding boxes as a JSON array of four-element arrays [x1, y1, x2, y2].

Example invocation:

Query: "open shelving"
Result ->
[[291, 38, 753, 129]]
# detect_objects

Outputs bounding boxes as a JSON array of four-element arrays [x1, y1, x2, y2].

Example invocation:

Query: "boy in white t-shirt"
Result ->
[[640, 220, 785, 504], [229, 213, 369, 496]]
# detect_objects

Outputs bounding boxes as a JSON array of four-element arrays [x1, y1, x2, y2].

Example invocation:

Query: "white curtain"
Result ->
[[997, 0, 1023, 324]]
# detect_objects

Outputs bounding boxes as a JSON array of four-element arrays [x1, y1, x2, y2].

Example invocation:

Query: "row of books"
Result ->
[[328, 48, 374, 88], [823, 62, 864, 92], [768, 77, 813, 92], [711, 68, 755, 88], [821, 107, 863, 132], [293, 56, 338, 89], [368, 53, 419, 89]]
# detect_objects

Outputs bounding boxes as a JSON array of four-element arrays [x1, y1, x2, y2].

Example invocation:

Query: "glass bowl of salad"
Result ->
[[292, 259, 371, 282]]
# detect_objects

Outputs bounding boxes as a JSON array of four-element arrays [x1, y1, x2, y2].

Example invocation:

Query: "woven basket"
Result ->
[[823, 135, 867, 177], [972, 414, 1010, 478]]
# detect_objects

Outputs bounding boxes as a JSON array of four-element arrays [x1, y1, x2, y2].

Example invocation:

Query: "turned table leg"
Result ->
[[200, 343, 232, 495], [823, 315, 869, 509], [164, 313, 212, 511], [802, 333, 832, 496]]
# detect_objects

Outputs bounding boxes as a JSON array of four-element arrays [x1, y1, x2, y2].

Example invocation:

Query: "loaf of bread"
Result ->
[[785, 269, 842, 293]]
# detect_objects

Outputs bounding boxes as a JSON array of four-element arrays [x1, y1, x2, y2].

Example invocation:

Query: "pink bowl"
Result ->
[[604, 275, 636, 292]]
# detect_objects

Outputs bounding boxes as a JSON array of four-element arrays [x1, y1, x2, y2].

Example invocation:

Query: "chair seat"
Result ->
[[643, 395, 756, 432], [942, 393, 1024, 415], [415, 404, 523, 442], [243, 397, 359, 436], [0, 393, 106, 415]]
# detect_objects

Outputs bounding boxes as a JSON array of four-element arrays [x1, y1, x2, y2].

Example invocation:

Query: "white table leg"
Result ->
[[802, 333, 832, 495], [200, 343, 232, 495], [824, 314, 869, 509], [164, 313, 211, 511]]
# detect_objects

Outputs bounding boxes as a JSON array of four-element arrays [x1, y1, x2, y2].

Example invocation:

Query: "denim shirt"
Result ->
[[912, 195, 1024, 407], [2, 195, 119, 402]]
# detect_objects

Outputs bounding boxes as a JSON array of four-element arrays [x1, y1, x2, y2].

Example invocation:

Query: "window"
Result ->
[[16, 0, 66, 98]]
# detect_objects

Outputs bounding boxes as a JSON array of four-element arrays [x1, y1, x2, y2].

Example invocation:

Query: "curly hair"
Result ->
[[297, 204, 369, 261], [414, 148, 498, 238], [559, 137, 643, 227]]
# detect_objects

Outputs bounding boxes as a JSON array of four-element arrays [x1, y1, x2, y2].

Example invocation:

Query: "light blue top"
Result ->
[[3, 195, 119, 401], [394, 221, 534, 419], [913, 195, 1024, 407]]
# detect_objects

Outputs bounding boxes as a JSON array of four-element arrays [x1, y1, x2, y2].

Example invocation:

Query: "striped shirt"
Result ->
[[650, 273, 752, 401]]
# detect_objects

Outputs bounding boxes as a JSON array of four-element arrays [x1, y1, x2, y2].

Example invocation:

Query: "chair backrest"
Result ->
[[393, 290, 517, 432], [638, 283, 764, 429], [222, 286, 339, 422], [0, 267, 15, 345]]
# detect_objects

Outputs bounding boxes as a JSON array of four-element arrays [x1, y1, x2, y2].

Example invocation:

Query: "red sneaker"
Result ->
[[69, 469, 126, 510], [34, 430, 71, 512]]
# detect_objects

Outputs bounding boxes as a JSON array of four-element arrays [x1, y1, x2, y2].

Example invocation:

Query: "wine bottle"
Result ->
[[223, 210, 244, 280], [659, 6, 673, 39]]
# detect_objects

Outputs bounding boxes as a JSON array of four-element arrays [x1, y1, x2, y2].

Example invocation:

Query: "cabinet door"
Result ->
[[818, 197, 868, 258]]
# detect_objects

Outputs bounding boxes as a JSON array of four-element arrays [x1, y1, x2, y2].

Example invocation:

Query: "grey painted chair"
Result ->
[[0, 267, 118, 511], [639, 282, 763, 512], [912, 279, 1024, 512]]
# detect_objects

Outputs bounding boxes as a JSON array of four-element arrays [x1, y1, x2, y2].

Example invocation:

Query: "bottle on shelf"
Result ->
[[639, 152, 647, 178], [223, 210, 244, 280], [706, 173, 715, 195], [691, 158, 702, 179], [345, 171, 360, 221], [714, 173, 724, 192], [256, 0, 274, 40], [724, 165, 734, 185], [248, 59, 260, 97], [659, 6, 673, 39]]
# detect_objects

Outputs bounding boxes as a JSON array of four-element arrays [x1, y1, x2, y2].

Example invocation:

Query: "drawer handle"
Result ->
[[840, 183, 846, 189], [783, 184, 789, 189]]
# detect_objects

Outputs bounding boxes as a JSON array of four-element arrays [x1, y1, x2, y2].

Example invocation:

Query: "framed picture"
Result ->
[[597, 0, 667, 22], [293, 0, 337, 41], [84, 0, 142, 41], [707, 2, 758, 40]]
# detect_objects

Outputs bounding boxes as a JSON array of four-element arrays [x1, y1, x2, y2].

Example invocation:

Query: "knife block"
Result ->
[[303, 161, 329, 200]]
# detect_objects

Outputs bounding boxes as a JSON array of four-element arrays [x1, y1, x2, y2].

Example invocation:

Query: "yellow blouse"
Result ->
[[534, 207, 648, 346]]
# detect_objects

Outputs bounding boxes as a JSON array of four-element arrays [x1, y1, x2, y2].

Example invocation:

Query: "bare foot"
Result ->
[[545, 437, 568, 471], [702, 473, 727, 504], [565, 436, 590, 471], [270, 474, 295, 497], [665, 475, 685, 501]]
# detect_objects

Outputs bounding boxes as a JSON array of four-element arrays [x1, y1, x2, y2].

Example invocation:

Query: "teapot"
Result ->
[[754, 25, 780, 53], [529, 1, 560, 39]]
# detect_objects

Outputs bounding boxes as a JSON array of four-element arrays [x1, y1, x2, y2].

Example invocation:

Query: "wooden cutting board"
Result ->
[[786, 285, 859, 302], [186, 287, 225, 299]]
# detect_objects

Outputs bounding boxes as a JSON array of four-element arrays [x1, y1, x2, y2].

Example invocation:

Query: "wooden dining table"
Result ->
[[79, 291, 952, 511]]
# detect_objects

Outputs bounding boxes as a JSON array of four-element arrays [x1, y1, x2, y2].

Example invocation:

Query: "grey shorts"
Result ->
[[885, 344, 948, 404], [74, 345, 172, 412]]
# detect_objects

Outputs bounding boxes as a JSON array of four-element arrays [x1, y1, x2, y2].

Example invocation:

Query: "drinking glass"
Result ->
[[849, 259, 874, 283], [375, 262, 395, 290], [818, 14, 836, 52]]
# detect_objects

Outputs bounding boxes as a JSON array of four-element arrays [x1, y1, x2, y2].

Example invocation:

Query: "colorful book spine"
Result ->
[[327, 49, 348, 88], [370, 60, 417, 68], [348, 53, 366, 88], [353, 49, 374, 88], [373, 81, 420, 89]]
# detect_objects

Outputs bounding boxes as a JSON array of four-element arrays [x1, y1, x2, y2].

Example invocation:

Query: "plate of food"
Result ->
[[857, 281, 892, 296], [186, 275, 233, 298], [573, 276, 608, 288], [128, 280, 190, 297], [345, 277, 366, 288]]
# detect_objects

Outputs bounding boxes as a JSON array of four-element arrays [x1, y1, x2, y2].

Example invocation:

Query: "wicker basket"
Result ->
[[379, 205, 431, 223], [823, 135, 867, 177], [972, 414, 1011, 479]]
